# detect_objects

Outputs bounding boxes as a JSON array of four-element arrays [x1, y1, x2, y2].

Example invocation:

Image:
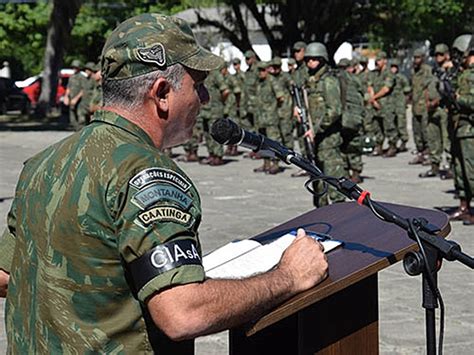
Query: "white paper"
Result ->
[[204, 232, 342, 279]]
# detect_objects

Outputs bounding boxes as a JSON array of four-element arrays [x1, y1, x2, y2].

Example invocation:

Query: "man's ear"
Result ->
[[151, 77, 171, 114]]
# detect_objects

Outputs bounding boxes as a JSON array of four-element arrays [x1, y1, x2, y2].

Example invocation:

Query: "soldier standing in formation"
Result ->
[[357, 56, 376, 154], [368, 51, 398, 157], [222, 62, 241, 156], [79, 62, 98, 126], [64, 59, 85, 130], [337, 58, 366, 184], [89, 63, 103, 115], [433, 43, 456, 179], [200, 63, 229, 166], [389, 59, 411, 153], [410, 49, 438, 166], [253, 61, 285, 174], [303, 42, 345, 206], [270, 56, 294, 149], [448, 34, 474, 225]]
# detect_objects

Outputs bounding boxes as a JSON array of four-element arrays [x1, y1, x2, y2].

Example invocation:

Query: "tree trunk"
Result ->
[[36, 0, 82, 118]]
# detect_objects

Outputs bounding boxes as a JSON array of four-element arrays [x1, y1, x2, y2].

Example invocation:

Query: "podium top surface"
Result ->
[[245, 201, 451, 336]]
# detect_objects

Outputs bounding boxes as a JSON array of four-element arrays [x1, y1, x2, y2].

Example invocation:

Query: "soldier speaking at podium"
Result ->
[[0, 14, 328, 353]]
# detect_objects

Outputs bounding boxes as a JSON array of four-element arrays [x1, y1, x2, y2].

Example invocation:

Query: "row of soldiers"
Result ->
[[180, 35, 473, 212], [64, 60, 102, 130], [64, 34, 473, 218]]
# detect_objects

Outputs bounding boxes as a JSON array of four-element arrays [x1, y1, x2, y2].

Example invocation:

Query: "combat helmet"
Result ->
[[452, 34, 473, 54], [305, 42, 328, 61]]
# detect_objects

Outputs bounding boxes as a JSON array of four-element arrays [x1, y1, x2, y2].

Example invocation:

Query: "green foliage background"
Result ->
[[0, 0, 472, 79]]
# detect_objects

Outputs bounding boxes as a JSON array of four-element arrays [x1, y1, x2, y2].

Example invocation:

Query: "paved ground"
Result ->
[[0, 117, 472, 354]]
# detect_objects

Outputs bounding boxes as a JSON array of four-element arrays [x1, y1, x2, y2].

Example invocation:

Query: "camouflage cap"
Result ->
[[232, 57, 241, 65], [271, 56, 282, 66], [293, 41, 307, 51], [71, 59, 82, 68], [376, 51, 387, 60], [244, 50, 256, 59], [84, 61, 96, 71], [337, 58, 351, 67], [390, 58, 400, 67], [101, 13, 224, 81], [256, 61, 270, 70], [413, 48, 425, 57], [359, 56, 368, 64], [350, 58, 359, 66], [287, 58, 296, 65], [435, 43, 449, 54]]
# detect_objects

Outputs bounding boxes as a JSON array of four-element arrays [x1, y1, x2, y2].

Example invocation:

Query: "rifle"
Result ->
[[290, 83, 316, 163], [433, 66, 460, 112]]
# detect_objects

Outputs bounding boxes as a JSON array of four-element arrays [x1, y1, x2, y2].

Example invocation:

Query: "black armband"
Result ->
[[123, 239, 202, 299]]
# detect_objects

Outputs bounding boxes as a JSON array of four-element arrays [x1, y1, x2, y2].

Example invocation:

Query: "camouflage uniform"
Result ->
[[305, 64, 345, 205], [369, 63, 397, 150], [89, 82, 103, 111], [338, 63, 366, 181], [271, 58, 294, 148], [78, 63, 97, 125], [1, 110, 206, 353], [254, 62, 285, 173], [241, 56, 259, 130], [66, 71, 86, 130], [453, 63, 474, 202], [358, 66, 375, 152], [390, 67, 411, 147], [292, 61, 309, 152], [411, 63, 437, 154], [0, 13, 224, 352], [202, 69, 228, 159]]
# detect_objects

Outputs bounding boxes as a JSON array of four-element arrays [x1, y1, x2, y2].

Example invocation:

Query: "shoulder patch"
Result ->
[[138, 206, 192, 226], [129, 167, 191, 191], [132, 183, 193, 210], [135, 43, 166, 67]]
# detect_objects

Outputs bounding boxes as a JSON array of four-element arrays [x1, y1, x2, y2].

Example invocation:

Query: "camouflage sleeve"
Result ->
[[428, 76, 441, 101], [231, 76, 242, 94], [217, 73, 229, 93], [272, 78, 285, 99], [110, 155, 205, 303], [320, 76, 342, 129], [402, 74, 411, 94], [0, 199, 17, 272], [384, 72, 395, 89], [457, 70, 474, 111]]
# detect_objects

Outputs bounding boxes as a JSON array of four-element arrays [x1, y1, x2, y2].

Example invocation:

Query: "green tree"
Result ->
[[0, 2, 50, 78]]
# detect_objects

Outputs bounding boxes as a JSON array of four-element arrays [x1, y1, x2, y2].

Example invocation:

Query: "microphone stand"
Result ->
[[267, 145, 474, 355]]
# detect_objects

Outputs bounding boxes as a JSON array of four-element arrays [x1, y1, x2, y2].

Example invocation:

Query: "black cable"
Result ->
[[408, 219, 445, 355], [304, 177, 328, 198]]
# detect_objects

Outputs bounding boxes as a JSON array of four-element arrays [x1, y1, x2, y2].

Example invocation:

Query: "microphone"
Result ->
[[210, 118, 295, 162]]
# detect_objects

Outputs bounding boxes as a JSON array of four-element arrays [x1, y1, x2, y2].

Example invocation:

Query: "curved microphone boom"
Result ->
[[210, 118, 295, 162]]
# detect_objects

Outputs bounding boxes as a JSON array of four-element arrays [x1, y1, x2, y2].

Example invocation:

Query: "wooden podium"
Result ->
[[229, 201, 451, 355]]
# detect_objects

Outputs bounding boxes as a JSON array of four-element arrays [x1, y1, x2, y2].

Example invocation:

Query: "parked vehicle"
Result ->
[[0, 77, 30, 115]]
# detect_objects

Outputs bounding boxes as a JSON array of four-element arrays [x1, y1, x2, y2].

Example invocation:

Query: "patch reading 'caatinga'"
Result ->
[[138, 206, 192, 226]]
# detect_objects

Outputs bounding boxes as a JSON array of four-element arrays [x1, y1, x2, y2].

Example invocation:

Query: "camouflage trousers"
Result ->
[[314, 146, 346, 206], [278, 117, 294, 149], [341, 129, 363, 174], [373, 110, 398, 147], [203, 118, 224, 157], [259, 125, 280, 142], [452, 134, 474, 200], [440, 109, 452, 163], [183, 117, 203, 153], [412, 114, 429, 153], [394, 105, 409, 143], [426, 108, 445, 165]]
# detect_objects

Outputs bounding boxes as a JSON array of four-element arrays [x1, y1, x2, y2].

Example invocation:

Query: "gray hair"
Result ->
[[102, 64, 186, 111]]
